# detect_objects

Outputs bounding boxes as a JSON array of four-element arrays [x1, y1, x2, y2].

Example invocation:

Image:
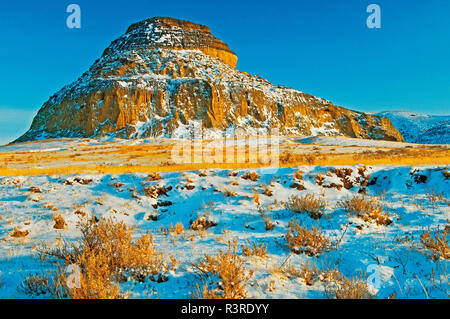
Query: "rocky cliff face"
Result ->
[[17, 17, 404, 142]]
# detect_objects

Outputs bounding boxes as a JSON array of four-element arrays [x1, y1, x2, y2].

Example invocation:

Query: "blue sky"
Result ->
[[0, 0, 449, 144]]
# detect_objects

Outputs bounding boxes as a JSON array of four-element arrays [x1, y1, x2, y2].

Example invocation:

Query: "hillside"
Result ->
[[377, 111, 450, 144]]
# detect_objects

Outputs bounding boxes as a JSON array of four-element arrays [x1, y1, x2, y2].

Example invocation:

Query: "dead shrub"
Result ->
[[37, 217, 172, 299], [170, 223, 185, 236], [10, 227, 29, 238], [338, 195, 392, 226], [294, 170, 303, 181], [264, 217, 275, 231], [147, 172, 161, 181], [325, 274, 372, 299], [263, 186, 273, 197], [241, 171, 260, 182], [315, 173, 324, 186], [193, 240, 253, 299], [420, 228, 449, 261], [19, 268, 69, 298], [285, 220, 331, 256], [222, 188, 238, 197], [29, 186, 41, 193], [442, 170, 450, 179], [286, 194, 327, 219], [190, 215, 218, 231], [242, 242, 267, 258], [53, 214, 67, 230], [144, 185, 172, 198]]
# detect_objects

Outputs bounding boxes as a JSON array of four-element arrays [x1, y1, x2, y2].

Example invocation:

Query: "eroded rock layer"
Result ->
[[17, 17, 404, 142]]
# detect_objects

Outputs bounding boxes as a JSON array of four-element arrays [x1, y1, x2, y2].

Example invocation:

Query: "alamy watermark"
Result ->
[[170, 124, 280, 173], [367, 4, 381, 29], [66, 4, 81, 29], [65, 264, 81, 289]]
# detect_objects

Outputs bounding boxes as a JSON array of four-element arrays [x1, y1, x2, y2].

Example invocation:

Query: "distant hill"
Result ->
[[377, 111, 450, 144]]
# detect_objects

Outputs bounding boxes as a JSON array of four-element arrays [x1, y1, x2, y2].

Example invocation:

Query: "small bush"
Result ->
[[53, 214, 67, 230], [286, 194, 327, 219], [19, 269, 69, 298], [263, 186, 273, 197], [285, 220, 331, 256], [147, 172, 162, 181], [222, 188, 238, 197], [293, 170, 303, 181], [420, 228, 449, 261], [190, 215, 217, 231], [325, 274, 372, 299], [37, 217, 172, 299], [10, 227, 29, 238], [194, 240, 253, 299], [337, 195, 392, 226], [442, 170, 450, 179], [242, 242, 267, 258], [170, 223, 185, 236], [242, 171, 260, 182]]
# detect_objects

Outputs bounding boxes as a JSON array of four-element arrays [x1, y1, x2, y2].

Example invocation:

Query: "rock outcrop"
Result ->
[[16, 17, 405, 142]]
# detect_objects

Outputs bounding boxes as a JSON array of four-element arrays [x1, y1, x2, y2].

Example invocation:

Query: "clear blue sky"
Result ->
[[0, 0, 449, 144]]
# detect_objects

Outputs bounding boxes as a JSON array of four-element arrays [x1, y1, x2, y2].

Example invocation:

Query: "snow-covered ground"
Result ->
[[0, 165, 448, 299]]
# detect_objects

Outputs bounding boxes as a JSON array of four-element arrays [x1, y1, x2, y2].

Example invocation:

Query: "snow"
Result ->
[[0, 164, 448, 299], [295, 136, 417, 148], [377, 111, 450, 145]]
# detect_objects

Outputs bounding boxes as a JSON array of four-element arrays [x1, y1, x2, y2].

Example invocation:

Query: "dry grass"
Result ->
[[193, 240, 253, 299], [221, 188, 238, 197], [285, 220, 331, 256], [325, 274, 372, 299], [262, 185, 273, 197], [19, 268, 69, 298], [53, 214, 67, 230], [170, 223, 185, 236], [293, 170, 303, 181], [190, 215, 218, 231], [286, 194, 327, 219], [241, 242, 267, 258], [0, 141, 448, 177], [37, 217, 172, 299], [146, 172, 161, 181], [10, 227, 29, 238], [241, 171, 260, 182], [337, 195, 392, 226], [420, 228, 449, 261]]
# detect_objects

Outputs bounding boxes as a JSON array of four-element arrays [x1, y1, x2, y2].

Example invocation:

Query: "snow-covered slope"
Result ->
[[377, 111, 450, 144], [0, 165, 448, 299]]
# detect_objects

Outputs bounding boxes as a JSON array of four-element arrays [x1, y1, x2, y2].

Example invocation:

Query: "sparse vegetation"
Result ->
[[36, 217, 173, 299], [285, 220, 331, 256], [190, 215, 218, 231], [420, 228, 449, 261], [193, 240, 253, 299], [337, 195, 392, 226], [286, 194, 327, 219], [10, 227, 29, 238], [19, 269, 69, 298], [241, 171, 260, 182], [242, 242, 267, 258], [325, 273, 372, 299], [53, 214, 67, 230]]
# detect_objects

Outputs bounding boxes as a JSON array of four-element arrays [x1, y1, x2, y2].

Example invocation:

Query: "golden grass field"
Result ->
[[0, 137, 448, 176]]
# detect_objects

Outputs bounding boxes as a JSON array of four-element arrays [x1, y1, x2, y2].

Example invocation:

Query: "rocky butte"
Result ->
[[16, 17, 404, 142]]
